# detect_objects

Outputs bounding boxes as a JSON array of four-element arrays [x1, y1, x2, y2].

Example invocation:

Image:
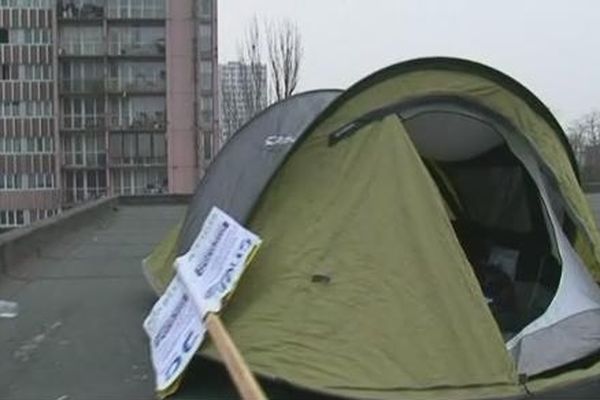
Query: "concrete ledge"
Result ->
[[117, 194, 191, 205], [0, 197, 118, 279], [0, 195, 190, 279], [583, 183, 600, 194]]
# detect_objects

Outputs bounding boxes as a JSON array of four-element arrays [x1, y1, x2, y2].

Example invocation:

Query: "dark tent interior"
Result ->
[[401, 106, 562, 337]]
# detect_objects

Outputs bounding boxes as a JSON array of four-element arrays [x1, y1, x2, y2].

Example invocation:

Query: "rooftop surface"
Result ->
[[1, 196, 600, 400], [0, 200, 186, 400]]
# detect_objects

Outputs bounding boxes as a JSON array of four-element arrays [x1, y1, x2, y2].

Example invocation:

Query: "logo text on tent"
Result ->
[[265, 135, 295, 149]]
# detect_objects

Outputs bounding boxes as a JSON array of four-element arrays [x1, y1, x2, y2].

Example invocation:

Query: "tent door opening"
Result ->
[[402, 110, 561, 339]]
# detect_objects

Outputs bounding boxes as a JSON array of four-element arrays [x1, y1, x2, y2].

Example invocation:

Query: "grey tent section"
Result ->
[[178, 89, 341, 254], [506, 144, 600, 376]]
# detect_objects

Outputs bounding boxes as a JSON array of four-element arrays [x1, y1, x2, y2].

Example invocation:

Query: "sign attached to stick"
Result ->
[[144, 207, 262, 394], [176, 207, 261, 315], [143, 277, 204, 391]]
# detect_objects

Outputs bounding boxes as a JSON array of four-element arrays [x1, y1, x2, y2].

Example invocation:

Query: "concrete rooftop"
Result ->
[[1, 195, 600, 400], [0, 199, 185, 400]]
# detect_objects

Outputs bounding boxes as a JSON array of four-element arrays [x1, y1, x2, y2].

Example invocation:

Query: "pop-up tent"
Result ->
[[144, 58, 600, 399]]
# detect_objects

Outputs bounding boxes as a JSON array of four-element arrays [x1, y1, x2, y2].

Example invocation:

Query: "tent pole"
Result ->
[[205, 313, 267, 400]]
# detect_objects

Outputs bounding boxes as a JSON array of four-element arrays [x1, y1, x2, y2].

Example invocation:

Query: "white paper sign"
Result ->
[[176, 207, 261, 315], [143, 276, 205, 391], [144, 207, 261, 392]]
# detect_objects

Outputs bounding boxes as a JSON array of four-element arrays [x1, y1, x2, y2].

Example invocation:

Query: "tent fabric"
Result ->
[[143, 221, 182, 294], [295, 64, 600, 281], [504, 145, 600, 376], [404, 112, 504, 161], [526, 354, 600, 393], [356, 96, 600, 377], [178, 90, 342, 256], [143, 90, 341, 293], [202, 115, 519, 399], [511, 310, 600, 376], [444, 165, 532, 234], [143, 58, 600, 399]]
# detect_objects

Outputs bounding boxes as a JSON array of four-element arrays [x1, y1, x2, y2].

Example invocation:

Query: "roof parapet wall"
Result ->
[[0, 195, 190, 281]]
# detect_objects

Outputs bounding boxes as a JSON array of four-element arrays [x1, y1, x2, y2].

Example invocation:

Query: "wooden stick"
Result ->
[[205, 313, 267, 400]]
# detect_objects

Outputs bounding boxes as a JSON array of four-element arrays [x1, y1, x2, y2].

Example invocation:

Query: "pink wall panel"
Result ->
[[166, 0, 198, 194], [0, 190, 62, 211]]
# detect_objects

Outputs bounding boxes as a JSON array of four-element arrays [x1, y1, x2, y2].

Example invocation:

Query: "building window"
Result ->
[[0, 101, 53, 117], [61, 97, 104, 129], [9, 29, 52, 45], [62, 132, 106, 167], [0, 135, 53, 154], [64, 169, 107, 204], [204, 131, 212, 160], [0, 209, 31, 228], [199, 0, 212, 16], [0, 173, 55, 190], [58, 0, 104, 19], [109, 97, 165, 130], [199, 24, 212, 53], [28, 208, 56, 224], [108, 26, 165, 56], [1, 64, 9, 80], [0, 29, 8, 44], [109, 131, 166, 166], [0, 173, 21, 189], [199, 95, 213, 127], [107, 61, 165, 92], [2, 101, 19, 117], [110, 166, 167, 196], [19, 65, 53, 81], [61, 61, 104, 92], [15, 210, 23, 225], [107, 0, 165, 19], [0, 0, 53, 9], [199, 60, 212, 91], [27, 173, 55, 189], [59, 27, 103, 56]]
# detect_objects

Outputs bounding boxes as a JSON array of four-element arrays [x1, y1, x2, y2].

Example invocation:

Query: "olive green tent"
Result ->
[[144, 59, 600, 399]]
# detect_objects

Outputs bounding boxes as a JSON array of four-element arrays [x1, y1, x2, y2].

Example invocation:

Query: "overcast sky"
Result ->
[[219, 0, 600, 126]]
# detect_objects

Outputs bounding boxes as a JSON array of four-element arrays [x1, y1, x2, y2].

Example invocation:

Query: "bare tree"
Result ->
[[221, 17, 302, 138], [567, 123, 588, 166], [567, 111, 600, 181], [238, 17, 268, 119], [221, 18, 269, 138], [266, 19, 303, 101]]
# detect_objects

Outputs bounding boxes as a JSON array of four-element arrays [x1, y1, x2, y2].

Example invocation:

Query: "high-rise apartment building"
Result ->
[[0, 0, 219, 230], [0, 0, 57, 229], [219, 61, 267, 138]]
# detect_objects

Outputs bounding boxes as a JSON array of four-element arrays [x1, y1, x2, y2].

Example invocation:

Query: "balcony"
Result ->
[[106, 5, 165, 20], [107, 40, 165, 58], [59, 41, 104, 57], [106, 77, 165, 94], [109, 112, 166, 131], [63, 153, 107, 168], [109, 155, 166, 167], [60, 79, 105, 94], [61, 117, 105, 131], [63, 187, 107, 205], [58, 0, 105, 20]]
